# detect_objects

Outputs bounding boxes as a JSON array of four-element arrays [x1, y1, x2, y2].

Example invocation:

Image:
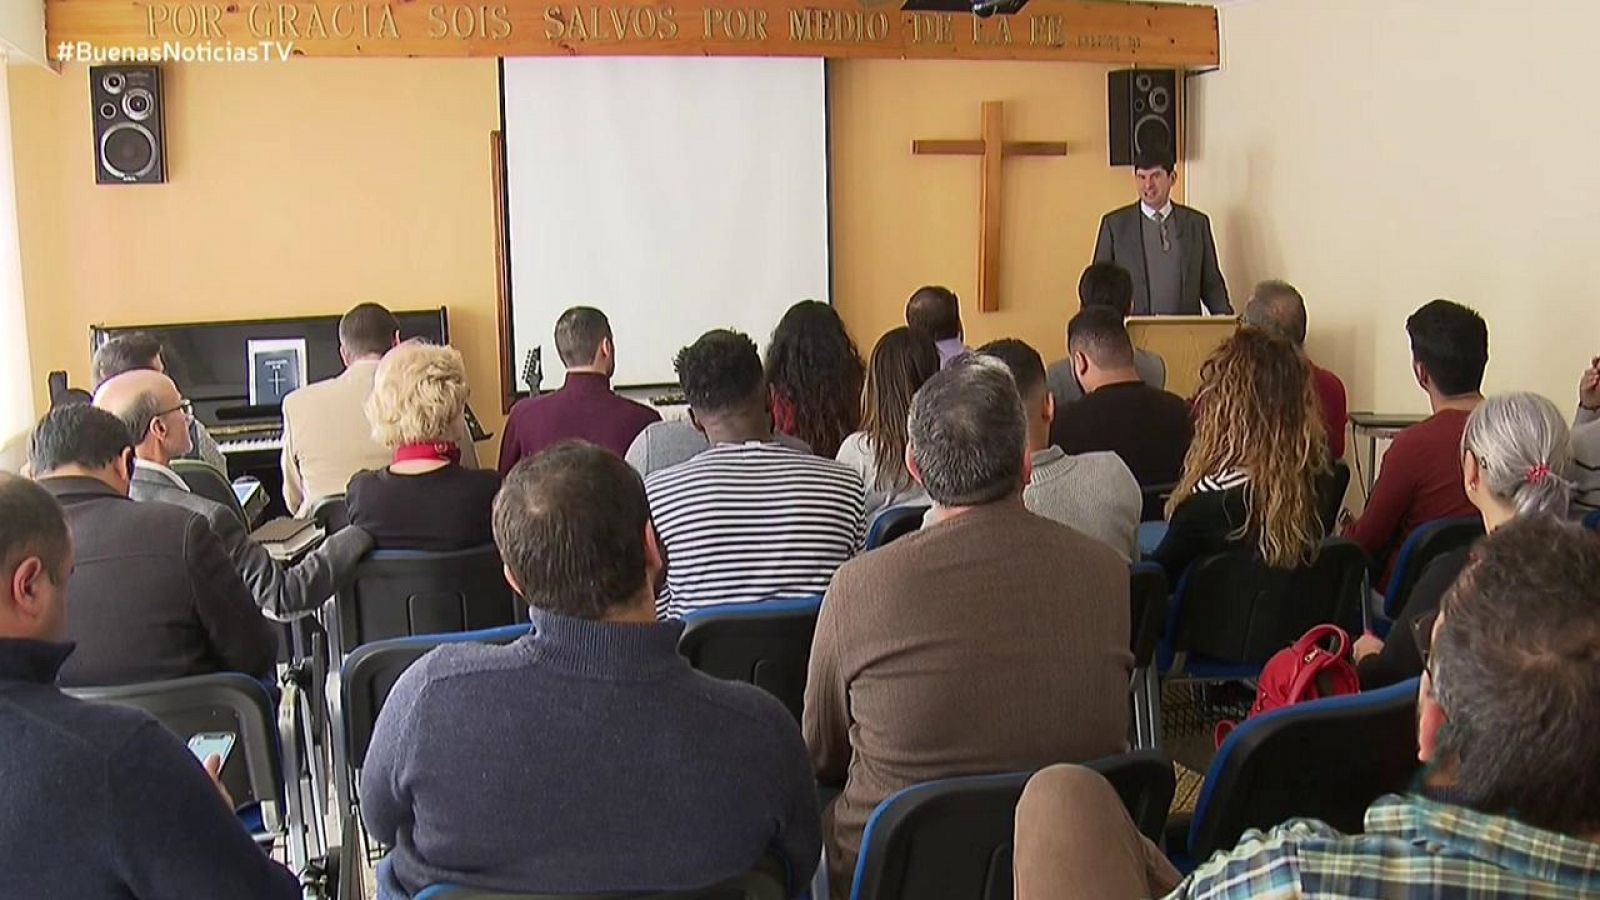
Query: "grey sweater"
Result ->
[[1023, 447, 1142, 560], [361, 609, 822, 898], [1572, 406, 1600, 516]]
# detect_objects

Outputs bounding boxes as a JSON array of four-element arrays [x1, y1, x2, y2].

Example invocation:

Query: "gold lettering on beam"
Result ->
[[788, 9, 808, 40], [910, 12, 952, 44], [1029, 14, 1063, 47], [203, 4, 225, 38], [544, 5, 564, 39], [376, 3, 399, 38], [303, 3, 329, 39]]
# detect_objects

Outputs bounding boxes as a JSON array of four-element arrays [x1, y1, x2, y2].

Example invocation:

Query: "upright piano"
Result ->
[[91, 309, 452, 515]]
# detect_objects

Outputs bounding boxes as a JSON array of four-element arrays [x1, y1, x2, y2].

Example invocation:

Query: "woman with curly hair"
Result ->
[[835, 327, 940, 516], [1150, 328, 1330, 583], [347, 342, 500, 551], [765, 300, 865, 459]]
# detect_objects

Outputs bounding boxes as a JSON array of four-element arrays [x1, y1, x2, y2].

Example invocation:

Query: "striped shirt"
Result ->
[[645, 442, 866, 618], [1169, 794, 1600, 899]]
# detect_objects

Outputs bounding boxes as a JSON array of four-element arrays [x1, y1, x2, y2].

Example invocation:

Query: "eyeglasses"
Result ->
[[157, 399, 194, 420], [1411, 608, 1440, 679]]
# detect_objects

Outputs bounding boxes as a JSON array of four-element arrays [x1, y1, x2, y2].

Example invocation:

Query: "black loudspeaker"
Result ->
[[90, 65, 166, 185], [1108, 69, 1177, 167]]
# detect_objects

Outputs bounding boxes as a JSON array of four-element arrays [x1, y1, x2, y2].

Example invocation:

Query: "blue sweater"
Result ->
[[0, 639, 299, 899], [361, 608, 822, 898]]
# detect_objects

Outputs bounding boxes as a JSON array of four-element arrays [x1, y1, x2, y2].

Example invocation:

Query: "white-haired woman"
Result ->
[[1355, 391, 1572, 688], [346, 343, 500, 551]]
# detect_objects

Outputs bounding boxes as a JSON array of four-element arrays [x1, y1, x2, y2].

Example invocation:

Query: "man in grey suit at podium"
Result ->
[[1092, 147, 1232, 316]]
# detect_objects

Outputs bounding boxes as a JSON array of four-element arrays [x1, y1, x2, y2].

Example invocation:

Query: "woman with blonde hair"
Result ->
[[1150, 328, 1330, 583], [347, 342, 500, 550], [835, 327, 940, 517], [1355, 391, 1572, 687]]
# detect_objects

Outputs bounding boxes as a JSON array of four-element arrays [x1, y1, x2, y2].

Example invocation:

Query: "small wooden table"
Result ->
[[1348, 411, 1428, 497]]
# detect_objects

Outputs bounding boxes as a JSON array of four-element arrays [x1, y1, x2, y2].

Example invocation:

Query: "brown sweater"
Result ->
[[803, 500, 1133, 894]]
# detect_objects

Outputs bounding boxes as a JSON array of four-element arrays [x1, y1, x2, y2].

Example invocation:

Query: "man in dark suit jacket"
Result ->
[[1092, 147, 1232, 316], [28, 405, 277, 688], [96, 369, 374, 621]]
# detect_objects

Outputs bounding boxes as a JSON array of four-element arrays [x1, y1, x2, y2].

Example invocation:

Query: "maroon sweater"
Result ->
[[1345, 407, 1475, 587], [498, 373, 660, 474]]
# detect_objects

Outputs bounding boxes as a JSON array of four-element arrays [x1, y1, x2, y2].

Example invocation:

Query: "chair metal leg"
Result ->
[[1130, 667, 1153, 750], [1142, 667, 1163, 752]]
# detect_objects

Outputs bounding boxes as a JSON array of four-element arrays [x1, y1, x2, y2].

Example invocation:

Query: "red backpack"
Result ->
[[1213, 624, 1361, 748]]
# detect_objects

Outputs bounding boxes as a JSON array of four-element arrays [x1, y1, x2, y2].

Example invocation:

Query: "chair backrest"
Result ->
[[340, 623, 532, 772], [1188, 678, 1420, 862], [1382, 517, 1483, 620], [69, 673, 283, 821], [1167, 538, 1367, 669], [1140, 482, 1176, 523], [849, 751, 1174, 900], [1317, 460, 1351, 533], [413, 858, 787, 900], [333, 545, 522, 655], [865, 505, 929, 550], [678, 596, 823, 721], [1129, 563, 1169, 670], [171, 458, 248, 526], [309, 493, 350, 534], [1585, 510, 1600, 531]]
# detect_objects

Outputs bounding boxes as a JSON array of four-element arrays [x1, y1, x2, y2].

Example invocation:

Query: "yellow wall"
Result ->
[[1187, 0, 1600, 415], [9, 58, 505, 432], [831, 59, 1138, 360], [10, 56, 1133, 445]]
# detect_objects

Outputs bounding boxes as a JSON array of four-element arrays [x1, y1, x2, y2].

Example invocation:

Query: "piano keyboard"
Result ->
[[219, 435, 283, 454]]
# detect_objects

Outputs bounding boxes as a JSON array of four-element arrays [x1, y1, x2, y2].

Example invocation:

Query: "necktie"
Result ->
[[1154, 211, 1171, 252]]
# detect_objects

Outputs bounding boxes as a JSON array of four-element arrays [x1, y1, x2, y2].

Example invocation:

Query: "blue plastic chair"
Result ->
[[332, 545, 523, 656], [414, 858, 787, 900], [1583, 510, 1600, 531], [848, 751, 1174, 900], [680, 596, 824, 722], [1380, 517, 1483, 621], [1128, 563, 1169, 750], [1171, 678, 1421, 872], [865, 505, 929, 550], [1159, 538, 1368, 681]]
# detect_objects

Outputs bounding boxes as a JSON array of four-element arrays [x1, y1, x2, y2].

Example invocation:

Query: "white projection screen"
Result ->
[[501, 57, 831, 389]]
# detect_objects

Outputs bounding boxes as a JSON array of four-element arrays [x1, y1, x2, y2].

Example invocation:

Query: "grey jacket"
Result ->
[[130, 463, 373, 621], [1092, 202, 1232, 315], [1045, 348, 1168, 409]]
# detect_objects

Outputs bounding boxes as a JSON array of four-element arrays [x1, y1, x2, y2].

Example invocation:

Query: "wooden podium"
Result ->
[[1125, 315, 1239, 398]]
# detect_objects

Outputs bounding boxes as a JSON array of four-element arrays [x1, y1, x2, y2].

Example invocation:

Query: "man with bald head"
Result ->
[[96, 370, 372, 620], [29, 405, 276, 687], [1243, 279, 1348, 458]]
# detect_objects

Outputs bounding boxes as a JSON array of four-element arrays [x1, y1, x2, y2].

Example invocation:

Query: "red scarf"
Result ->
[[393, 442, 461, 465]]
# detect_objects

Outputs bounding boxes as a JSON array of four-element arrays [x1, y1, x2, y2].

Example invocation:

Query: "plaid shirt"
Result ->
[[1167, 794, 1600, 899]]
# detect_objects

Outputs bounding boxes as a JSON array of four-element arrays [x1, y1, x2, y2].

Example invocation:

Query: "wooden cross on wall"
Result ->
[[913, 101, 1068, 312]]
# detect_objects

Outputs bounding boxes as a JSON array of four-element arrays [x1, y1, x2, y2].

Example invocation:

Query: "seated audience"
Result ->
[[1015, 516, 1600, 899], [645, 330, 864, 618], [835, 327, 940, 517], [905, 285, 969, 367], [1356, 392, 1572, 688], [0, 474, 299, 899], [765, 300, 865, 459], [626, 418, 810, 477], [362, 443, 820, 899], [28, 405, 275, 687], [96, 369, 373, 619], [280, 303, 477, 515], [1244, 279, 1348, 458], [347, 343, 499, 551], [804, 357, 1132, 896], [1570, 355, 1600, 517], [1151, 328, 1329, 583], [497, 306, 660, 473], [1050, 306, 1193, 487], [1346, 299, 1485, 586], [1045, 263, 1167, 408], [90, 331, 226, 471], [981, 339, 1140, 560]]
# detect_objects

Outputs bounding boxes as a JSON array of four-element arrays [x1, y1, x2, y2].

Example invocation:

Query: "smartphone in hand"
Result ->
[[186, 731, 236, 769]]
